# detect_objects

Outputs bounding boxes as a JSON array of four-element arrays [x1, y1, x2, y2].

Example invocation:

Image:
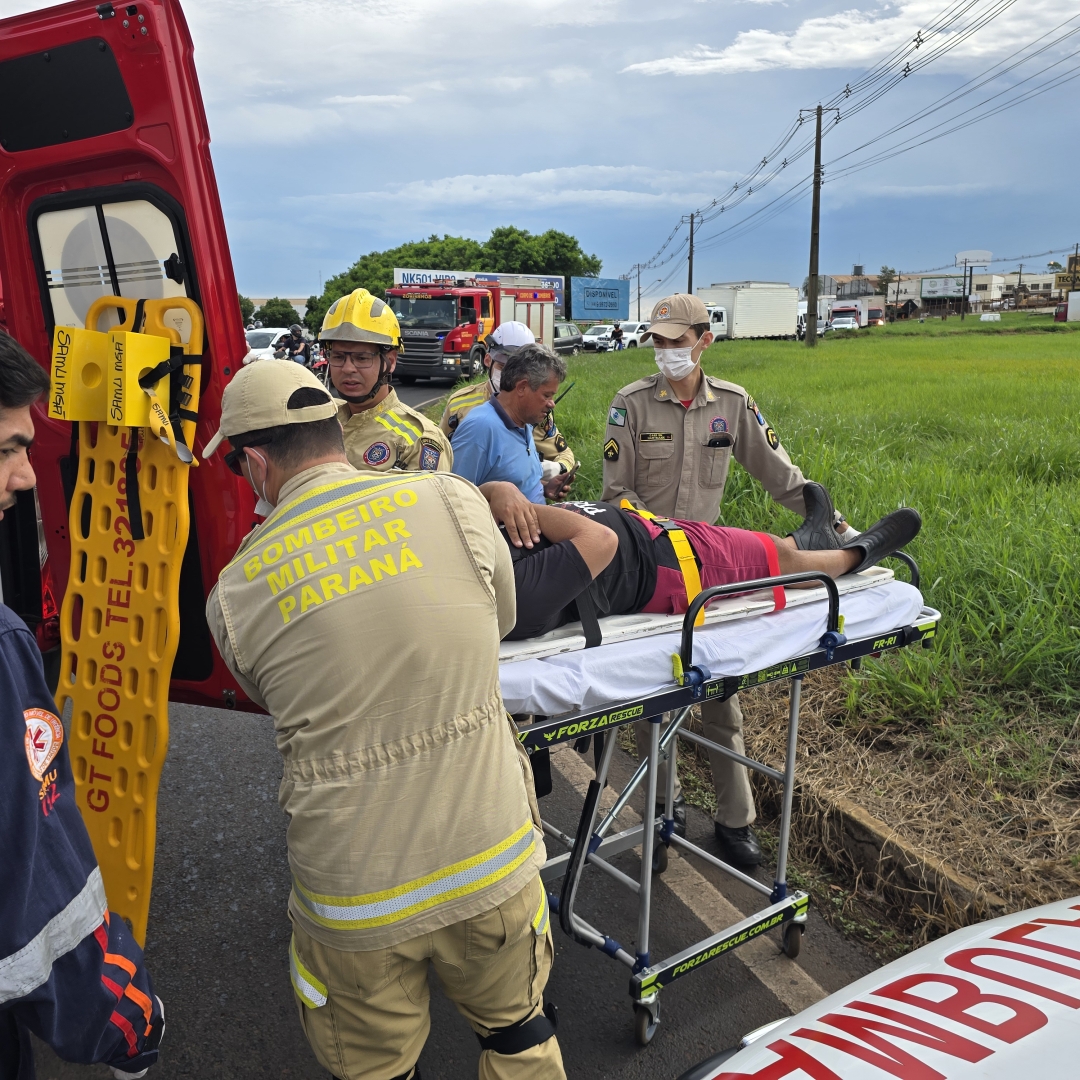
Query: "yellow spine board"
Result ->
[[56, 297, 204, 945]]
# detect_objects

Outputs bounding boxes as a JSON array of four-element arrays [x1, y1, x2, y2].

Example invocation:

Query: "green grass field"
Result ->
[[541, 321, 1080, 788]]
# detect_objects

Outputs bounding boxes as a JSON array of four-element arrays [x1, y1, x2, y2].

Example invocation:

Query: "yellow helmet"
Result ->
[[320, 288, 402, 348]]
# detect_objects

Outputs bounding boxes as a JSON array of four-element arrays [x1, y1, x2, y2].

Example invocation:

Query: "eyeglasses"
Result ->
[[224, 437, 272, 476], [328, 350, 382, 369]]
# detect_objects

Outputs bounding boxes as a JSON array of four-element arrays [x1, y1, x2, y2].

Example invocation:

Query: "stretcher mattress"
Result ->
[[498, 568, 932, 717]]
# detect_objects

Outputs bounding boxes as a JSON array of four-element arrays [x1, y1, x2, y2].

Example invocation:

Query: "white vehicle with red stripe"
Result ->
[[680, 896, 1080, 1080]]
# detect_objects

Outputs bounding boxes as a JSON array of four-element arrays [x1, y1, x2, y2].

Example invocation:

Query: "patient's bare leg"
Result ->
[[771, 535, 860, 579]]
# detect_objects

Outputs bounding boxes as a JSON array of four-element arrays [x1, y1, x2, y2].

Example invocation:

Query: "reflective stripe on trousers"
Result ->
[[290, 935, 328, 1009], [291, 822, 537, 931]]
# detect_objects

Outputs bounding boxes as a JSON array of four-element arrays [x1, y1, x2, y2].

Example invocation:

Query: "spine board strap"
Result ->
[[620, 500, 704, 625], [476, 1002, 558, 1054], [126, 428, 145, 541]]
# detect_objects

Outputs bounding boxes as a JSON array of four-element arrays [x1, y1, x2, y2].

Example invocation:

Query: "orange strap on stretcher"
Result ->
[[620, 500, 705, 626]]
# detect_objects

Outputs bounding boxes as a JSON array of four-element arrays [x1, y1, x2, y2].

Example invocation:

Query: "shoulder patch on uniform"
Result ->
[[419, 439, 442, 471], [765, 427, 780, 450], [363, 441, 391, 466], [608, 406, 627, 427], [710, 415, 728, 433], [543, 413, 557, 438], [25, 708, 63, 781], [639, 431, 673, 442], [747, 398, 766, 426], [554, 434, 568, 453], [604, 438, 620, 461]]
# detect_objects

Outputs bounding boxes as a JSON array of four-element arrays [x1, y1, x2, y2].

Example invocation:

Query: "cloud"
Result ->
[[624, 0, 1065, 76], [287, 164, 735, 215], [323, 94, 412, 105]]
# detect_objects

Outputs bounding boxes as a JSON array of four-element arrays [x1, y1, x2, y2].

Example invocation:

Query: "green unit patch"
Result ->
[[608, 406, 627, 427]]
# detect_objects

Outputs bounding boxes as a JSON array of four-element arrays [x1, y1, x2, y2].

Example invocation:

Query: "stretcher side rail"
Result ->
[[518, 610, 938, 753]]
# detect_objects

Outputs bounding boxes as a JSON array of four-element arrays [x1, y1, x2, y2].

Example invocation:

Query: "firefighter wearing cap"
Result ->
[[441, 322, 575, 479], [203, 361, 564, 1080], [321, 288, 453, 474], [602, 293, 848, 868]]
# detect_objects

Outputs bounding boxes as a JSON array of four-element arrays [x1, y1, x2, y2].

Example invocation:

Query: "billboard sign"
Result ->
[[921, 276, 965, 299], [571, 277, 630, 320]]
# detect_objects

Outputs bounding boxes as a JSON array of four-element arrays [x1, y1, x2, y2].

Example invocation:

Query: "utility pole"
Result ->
[[1016, 262, 1023, 310], [960, 259, 968, 321], [894, 271, 902, 316], [637, 264, 642, 320], [1072, 242, 1079, 294], [807, 103, 820, 347], [687, 213, 695, 295]]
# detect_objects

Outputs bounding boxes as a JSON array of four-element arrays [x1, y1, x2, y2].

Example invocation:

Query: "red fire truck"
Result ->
[[386, 280, 556, 383]]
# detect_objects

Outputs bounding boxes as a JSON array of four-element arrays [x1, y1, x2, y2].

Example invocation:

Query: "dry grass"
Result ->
[[655, 666, 1080, 955]]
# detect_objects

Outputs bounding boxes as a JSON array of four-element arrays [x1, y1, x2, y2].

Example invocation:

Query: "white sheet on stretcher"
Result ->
[[498, 570, 929, 717]]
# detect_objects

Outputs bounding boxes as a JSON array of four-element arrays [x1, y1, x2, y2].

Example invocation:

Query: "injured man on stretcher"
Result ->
[[478, 482, 921, 640]]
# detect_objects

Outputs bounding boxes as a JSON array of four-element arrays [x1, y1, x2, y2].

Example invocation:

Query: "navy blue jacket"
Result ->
[[0, 604, 162, 1077]]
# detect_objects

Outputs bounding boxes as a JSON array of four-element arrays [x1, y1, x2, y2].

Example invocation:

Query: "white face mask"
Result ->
[[489, 364, 503, 393], [654, 343, 699, 382], [247, 449, 274, 517]]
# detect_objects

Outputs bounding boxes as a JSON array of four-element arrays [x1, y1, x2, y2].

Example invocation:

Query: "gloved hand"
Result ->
[[111, 996, 165, 1079], [540, 460, 563, 480]]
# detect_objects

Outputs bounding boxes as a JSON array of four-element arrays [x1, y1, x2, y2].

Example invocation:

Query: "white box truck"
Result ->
[[697, 282, 798, 340]]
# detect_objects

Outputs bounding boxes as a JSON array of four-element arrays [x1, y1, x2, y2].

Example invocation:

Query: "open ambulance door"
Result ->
[[0, 0, 257, 710]]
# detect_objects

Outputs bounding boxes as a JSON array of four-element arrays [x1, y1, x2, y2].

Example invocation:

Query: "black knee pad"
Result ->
[[476, 1002, 558, 1055]]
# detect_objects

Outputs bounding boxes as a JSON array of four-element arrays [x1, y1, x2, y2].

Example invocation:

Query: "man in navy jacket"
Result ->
[[0, 332, 164, 1079]]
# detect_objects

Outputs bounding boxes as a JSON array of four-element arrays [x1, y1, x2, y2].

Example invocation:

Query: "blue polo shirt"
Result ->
[[451, 397, 544, 503]]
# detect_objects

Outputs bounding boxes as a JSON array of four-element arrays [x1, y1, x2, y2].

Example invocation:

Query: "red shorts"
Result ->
[[639, 518, 777, 615]]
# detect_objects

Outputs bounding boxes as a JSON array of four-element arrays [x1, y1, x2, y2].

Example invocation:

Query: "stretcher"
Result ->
[[498, 561, 940, 1046]]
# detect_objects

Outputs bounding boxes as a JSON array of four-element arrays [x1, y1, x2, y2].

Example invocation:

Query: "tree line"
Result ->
[[239, 226, 601, 334]]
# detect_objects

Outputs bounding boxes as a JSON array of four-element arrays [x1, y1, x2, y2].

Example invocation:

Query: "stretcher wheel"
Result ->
[[782, 922, 804, 959], [651, 843, 669, 875], [634, 1002, 660, 1045]]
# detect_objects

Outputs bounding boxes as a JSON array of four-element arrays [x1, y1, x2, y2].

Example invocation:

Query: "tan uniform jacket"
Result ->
[[206, 462, 543, 951], [339, 388, 453, 473], [601, 372, 806, 523], [440, 380, 576, 472]]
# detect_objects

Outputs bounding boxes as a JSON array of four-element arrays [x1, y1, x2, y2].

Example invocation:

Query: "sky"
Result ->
[[4, 0, 1076, 304]]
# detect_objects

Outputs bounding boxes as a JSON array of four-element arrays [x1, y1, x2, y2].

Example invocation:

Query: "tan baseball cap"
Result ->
[[202, 360, 339, 459], [641, 293, 710, 342]]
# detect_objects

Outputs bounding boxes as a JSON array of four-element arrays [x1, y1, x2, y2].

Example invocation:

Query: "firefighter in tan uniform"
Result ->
[[202, 361, 564, 1080], [441, 321, 576, 481], [322, 287, 454, 474], [602, 293, 850, 868]]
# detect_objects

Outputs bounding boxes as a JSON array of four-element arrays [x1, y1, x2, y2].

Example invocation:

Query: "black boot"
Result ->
[[655, 794, 687, 838], [714, 824, 763, 868], [790, 482, 842, 551], [842, 508, 922, 574]]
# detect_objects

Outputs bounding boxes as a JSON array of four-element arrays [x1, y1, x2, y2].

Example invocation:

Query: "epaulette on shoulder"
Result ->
[[620, 373, 662, 396], [704, 374, 747, 397]]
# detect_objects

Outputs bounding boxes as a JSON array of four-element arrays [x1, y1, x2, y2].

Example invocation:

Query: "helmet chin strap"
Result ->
[[338, 354, 391, 405]]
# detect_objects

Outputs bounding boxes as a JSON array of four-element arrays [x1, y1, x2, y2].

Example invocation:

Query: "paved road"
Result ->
[[33, 700, 875, 1080], [391, 377, 455, 413]]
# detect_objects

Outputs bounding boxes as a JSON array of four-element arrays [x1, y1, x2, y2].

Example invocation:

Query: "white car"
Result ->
[[243, 327, 291, 363], [681, 894, 1080, 1079], [618, 321, 651, 347], [583, 324, 614, 351], [829, 315, 859, 331]]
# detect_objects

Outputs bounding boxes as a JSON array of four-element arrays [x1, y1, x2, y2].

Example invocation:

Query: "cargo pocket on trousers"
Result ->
[[638, 440, 675, 489]]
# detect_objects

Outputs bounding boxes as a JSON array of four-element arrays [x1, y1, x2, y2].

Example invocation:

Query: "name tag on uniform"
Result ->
[[639, 432, 673, 442]]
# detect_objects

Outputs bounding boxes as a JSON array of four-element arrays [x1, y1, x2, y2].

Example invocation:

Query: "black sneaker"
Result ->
[[655, 794, 687, 838], [790, 482, 842, 551], [714, 823, 763, 867], [842, 507, 922, 574]]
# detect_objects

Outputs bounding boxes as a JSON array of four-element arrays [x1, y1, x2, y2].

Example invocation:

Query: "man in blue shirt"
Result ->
[[452, 343, 573, 503]]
